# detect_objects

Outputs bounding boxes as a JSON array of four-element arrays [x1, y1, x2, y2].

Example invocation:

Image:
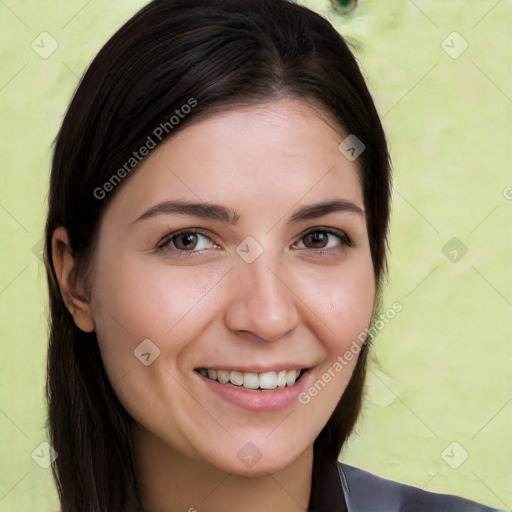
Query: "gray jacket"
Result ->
[[338, 463, 507, 512]]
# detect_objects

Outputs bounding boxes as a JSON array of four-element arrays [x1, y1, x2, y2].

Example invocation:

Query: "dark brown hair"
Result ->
[[44, 1, 391, 510]]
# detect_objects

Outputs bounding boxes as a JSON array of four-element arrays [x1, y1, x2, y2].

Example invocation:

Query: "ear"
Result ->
[[51, 227, 95, 333]]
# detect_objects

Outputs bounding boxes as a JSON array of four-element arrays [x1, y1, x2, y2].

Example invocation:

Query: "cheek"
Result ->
[[306, 256, 376, 351], [88, 257, 231, 447], [299, 256, 375, 404], [89, 252, 226, 385]]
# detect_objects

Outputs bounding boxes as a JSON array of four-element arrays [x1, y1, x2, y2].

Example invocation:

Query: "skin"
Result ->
[[53, 97, 376, 512]]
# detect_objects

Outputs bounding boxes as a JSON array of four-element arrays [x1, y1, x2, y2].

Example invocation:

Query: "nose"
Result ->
[[223, 254, 299, 342]]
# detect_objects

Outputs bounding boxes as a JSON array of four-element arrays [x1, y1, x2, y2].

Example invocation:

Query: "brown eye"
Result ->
[[173, 232, 199, 250], [295, 229, 351, 252], [303, 231, 330, 249], [330, 0, 359, 15], [158, 230, 217, 253]]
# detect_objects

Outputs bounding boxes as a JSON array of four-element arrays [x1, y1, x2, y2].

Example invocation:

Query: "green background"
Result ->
[[1, 0, 511, 510]]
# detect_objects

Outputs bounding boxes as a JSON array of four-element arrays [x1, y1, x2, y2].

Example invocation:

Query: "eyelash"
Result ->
[[156, 227, 353, 257]]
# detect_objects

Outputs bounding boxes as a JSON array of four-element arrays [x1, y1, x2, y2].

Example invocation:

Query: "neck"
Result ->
[[132, 422, 313, 512]]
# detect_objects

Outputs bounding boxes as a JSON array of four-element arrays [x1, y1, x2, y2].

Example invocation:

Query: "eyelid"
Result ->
[[293, 226, 353, 249], [156, 227, 219, 252]]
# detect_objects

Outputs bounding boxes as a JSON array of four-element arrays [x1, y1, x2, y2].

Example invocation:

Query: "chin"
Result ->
[[200, 437, 309, 478]]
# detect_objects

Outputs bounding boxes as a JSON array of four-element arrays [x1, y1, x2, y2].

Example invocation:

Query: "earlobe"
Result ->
[[51, 227, 95, 333]]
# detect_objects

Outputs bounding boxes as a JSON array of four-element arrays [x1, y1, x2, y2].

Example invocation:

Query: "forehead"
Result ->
[[105, 97, 364, 224]]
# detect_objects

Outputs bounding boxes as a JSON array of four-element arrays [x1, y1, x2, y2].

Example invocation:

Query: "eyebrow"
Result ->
[[132, 200, 240, 225], [286, 199, 364, 224], [131, 199, 364, 226]]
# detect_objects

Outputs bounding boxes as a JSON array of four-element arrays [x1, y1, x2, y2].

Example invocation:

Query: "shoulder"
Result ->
[[338, 462, 504, 512]]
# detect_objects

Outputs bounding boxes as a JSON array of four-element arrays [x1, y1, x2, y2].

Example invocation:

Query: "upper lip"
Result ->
[[195, 365, 310, 373]]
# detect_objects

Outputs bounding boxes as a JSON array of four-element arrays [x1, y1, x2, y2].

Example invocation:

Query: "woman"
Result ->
[[44, 1, 503, 511]]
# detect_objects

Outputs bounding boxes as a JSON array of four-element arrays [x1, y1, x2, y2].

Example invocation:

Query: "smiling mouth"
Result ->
[[195, 368, 307, 390]]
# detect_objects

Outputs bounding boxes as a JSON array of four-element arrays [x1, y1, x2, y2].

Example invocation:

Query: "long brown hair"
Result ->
[[44, 1, 391, 510]]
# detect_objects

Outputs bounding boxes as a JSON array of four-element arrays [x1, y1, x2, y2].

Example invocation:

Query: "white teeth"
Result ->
[[217, 370, 230, 384], [286, 370, 297, 386], [277, 370, 287, 388], [243, 372, 259, 389], [259, 371, 277, 390], [200, 368, 303, 389], [230, 371, 244, 386]]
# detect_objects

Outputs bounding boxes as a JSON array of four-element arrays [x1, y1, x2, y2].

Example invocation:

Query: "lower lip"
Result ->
[[197, 371, 310, 412]]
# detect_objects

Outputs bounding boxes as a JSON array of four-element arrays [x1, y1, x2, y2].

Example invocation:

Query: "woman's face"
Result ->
[[87, 97, 375, 475]]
